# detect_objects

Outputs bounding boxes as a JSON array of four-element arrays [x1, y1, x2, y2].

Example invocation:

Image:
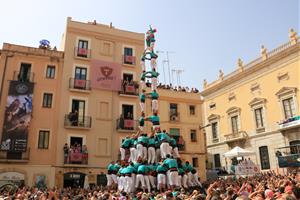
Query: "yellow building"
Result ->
[[0, 43, 64, 187], [201, 31, 300, 172], [54, 17, 205, 187], [0, 17, 206, 187]]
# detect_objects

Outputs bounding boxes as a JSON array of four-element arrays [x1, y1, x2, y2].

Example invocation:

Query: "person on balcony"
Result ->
[[63, 143, 69, 164], [119, 114, 125, 129]]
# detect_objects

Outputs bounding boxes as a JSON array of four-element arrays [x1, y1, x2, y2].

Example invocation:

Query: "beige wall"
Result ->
[[0, 43, 64, 187], [201, 37, 300, 171]]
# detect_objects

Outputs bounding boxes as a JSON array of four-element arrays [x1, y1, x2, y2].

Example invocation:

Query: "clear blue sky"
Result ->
[[0, 0, 299, 89]]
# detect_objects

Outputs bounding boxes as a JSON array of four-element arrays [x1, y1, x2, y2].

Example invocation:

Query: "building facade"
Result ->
[[0, 43, 64, 187], [201, 33, 300, 173]]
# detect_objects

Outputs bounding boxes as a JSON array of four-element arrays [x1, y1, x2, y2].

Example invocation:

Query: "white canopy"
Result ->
[[224, 146, 255, 158]]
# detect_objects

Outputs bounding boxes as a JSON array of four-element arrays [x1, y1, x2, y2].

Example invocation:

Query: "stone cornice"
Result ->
[[201, 41, 300, 97]]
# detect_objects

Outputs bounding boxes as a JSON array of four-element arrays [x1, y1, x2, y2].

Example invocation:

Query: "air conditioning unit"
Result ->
[[171, 115, 178, 121]]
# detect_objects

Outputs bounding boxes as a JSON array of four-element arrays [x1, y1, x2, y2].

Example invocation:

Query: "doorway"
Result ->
[[70, 136, 83, 147], [63, 172, 85, 188]]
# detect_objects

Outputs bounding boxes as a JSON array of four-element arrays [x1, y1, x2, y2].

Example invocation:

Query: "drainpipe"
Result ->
[[0, 52, 14, 103]]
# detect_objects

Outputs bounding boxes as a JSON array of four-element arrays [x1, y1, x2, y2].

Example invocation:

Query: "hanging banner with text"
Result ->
[[0, 81, 34, 152], [91, 60, 121, 91]]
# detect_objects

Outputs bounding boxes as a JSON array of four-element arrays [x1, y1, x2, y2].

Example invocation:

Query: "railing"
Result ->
[[69, 78, 91, 91], [205, 36, 300, 89], [74, 47, 91, 58], [0, 148, 30, 162], [120, 80, 139, 95], [64, 151, 88, 165], [169, 111, 180, 122], [276, 144, 300, 168], [122, 55, 136, 65], [13, 71, 35, 82], [278, 115, 300, 130], [224, 131, 248, 142], [64, 114, 92, 128], [116, 118, 137, 131]]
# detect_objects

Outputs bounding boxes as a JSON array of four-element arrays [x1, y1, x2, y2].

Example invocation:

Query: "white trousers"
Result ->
[[125, 176, 133, 193], [149, 175, 156, 189], [120, 147, 126, 160], [151, 59, 157, 71], [140, 80, 145, 90], [144, 175, 151, 192], [157, 174, 166, 189], [156, 148, 161, 162], [148, 147, 156, 164], [151, 78, 158, 91], [106, 174, 113, 186], [193, 173, 202, 187], [173, 147, 180, 158], [187, 172, 194, 187], [137, 144, 147, 160], [168, 171, 179, 186], [182, 174, 188, 188], [140, 102, 145, 113], [118, 176, 125, 191], [152, 99, 158, 113], [160, 142, 170, 159], [129, 147, 137, 163], [135, 174, 145, 188], [178, 175, 182, 188]]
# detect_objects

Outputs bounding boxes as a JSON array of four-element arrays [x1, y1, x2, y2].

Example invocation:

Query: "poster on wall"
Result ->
[[90, 60, 121, 91], [0, 81, 34, 152]]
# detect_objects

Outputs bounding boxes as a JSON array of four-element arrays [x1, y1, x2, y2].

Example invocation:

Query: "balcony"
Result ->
[[69, 78, 91, 91], [224, 131, 248, 143], [0, 148, 30, 163], [122, 55, 136, 65], [116, 118, 137, 132], [276, 144, 300, 168], [169, 111, 180, 122], [64, 114, 92, 129], [74, 47, 91, 58], [13, 71, 35, 82], [119, 80, 139, 96], [278, 115, 300, 131], [64, 151, 88, 165]]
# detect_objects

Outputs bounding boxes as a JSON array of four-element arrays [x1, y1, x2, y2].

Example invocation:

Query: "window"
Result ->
[[190, 130, 197, 142], [189, 105, 195, 115], [211, 122, 218, 139], [192, 157, 199, 167], [75, 67, 87, 80], [42, 93, 53, 108], [18, 63, 32, 82], [46, 65, 55, 79], [123, 47, 134, 64], [38, 130, 49, 149], [209, 103, 216, 109], [254, 107, 264, 128], [77, 40, 89, 57], [282, 97, 296, 119], [231, 115, 239, 133], [214, 154, 221, 168], [259, 146, 270, 170]]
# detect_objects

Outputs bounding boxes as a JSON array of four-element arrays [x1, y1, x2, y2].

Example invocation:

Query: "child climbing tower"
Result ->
[[139, 26, 160, 134]]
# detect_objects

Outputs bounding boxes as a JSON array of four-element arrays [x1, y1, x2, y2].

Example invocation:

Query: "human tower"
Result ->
[[106, 27, 202, 193]]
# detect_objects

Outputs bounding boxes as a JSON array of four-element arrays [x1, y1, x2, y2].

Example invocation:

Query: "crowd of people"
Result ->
[[156, 83, 200, 93], [1, 170, 299, 199], [63, 143, 88, 164]]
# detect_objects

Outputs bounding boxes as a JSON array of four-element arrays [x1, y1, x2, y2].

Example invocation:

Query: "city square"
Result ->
[[0, 0, 299, 199]]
